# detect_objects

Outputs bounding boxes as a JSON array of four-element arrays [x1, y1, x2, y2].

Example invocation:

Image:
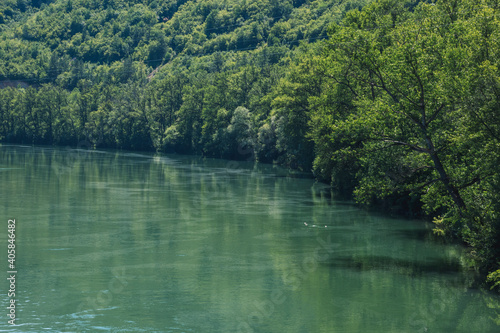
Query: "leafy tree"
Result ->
[[226, 106, 255, 160], [270, 51, 321, 171], [313, 0, 500, 284]]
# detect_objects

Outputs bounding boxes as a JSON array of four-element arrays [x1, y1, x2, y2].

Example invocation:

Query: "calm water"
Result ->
[[1, 145, 499, 333]]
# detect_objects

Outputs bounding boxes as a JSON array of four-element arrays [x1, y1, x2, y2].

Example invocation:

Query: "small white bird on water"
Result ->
[[303, 222, 328, 228]]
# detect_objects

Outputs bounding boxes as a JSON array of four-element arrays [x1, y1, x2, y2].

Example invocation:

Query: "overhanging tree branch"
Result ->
[[381, 139, 430, 153]]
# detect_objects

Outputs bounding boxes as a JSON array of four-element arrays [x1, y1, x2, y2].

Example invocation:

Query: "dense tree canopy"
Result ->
[[309, 0, 500, 288]]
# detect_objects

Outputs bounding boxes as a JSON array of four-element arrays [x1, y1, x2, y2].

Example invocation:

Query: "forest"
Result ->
[[0, 0, 499, 290]]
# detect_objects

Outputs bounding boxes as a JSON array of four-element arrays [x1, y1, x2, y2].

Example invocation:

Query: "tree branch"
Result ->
[[427, 103, 445, 125], [379, 139, 430, 153]]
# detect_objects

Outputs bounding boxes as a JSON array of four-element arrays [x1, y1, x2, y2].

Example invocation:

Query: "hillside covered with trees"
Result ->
[[0, 0, 499, 290]]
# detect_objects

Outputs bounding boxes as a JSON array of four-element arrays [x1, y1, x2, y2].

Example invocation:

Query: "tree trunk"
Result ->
[[431, 153, 466, 209], [425, 135, 466, 210]]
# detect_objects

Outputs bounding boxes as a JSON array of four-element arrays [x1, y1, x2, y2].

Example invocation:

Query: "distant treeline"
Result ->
[[1, 0, 500, 290]]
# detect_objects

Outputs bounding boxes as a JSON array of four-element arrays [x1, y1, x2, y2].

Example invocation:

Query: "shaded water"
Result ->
[[1, 145, 499, 332]]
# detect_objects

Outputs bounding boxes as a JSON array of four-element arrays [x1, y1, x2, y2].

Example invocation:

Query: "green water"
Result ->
[[1, 145, 499, 333]]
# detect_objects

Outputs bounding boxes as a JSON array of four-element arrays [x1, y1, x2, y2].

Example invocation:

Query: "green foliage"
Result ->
[[308, 0, 500, 286], [488, 269, 500, 292]]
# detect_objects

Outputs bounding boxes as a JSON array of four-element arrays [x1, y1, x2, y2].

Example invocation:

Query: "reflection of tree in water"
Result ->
[[483, 291, 500, 327], [327, 255, 463, 277], [326, 253, 500, 331]]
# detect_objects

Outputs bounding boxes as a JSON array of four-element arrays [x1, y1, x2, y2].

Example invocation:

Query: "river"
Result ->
[[0, 145, 499, 332]]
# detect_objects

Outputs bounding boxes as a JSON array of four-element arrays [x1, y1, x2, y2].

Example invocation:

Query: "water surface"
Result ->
[[1, 145, 499, 332]]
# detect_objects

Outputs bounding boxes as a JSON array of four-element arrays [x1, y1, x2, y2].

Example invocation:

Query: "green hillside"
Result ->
[[0, 0, 367, 81], [0, 0, 372, 157], [1, 0, 500, 290]]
